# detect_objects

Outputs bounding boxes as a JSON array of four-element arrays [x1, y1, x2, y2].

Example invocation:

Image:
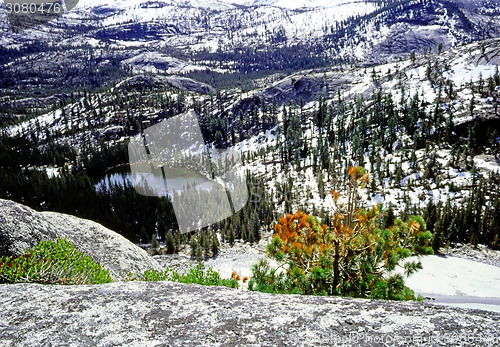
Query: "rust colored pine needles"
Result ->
[[254, 167, 433, 300]]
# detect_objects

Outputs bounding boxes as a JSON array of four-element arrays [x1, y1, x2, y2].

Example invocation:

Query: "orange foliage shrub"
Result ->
[[264, 166, 433, 298]]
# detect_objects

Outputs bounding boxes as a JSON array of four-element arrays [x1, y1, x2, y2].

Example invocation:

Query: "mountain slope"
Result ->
[[1, 37, 499, 249], [2, 0, 500, 107]]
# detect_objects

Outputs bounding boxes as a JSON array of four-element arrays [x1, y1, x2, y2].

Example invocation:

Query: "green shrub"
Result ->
[[0, 238, 113, 285], [129, 263, 238, 289], [247, 259, 297, 294]]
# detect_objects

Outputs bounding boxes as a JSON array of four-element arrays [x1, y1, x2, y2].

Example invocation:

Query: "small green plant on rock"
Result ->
[[128, 263, 239, 289], [0, 238, 113, 285]]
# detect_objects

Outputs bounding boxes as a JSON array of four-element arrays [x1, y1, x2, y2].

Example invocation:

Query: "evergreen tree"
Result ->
[[195, 243, 204, 262], [151, 234, 160, 252], [384, 204, 395, 229], [229, 229, 235, 245], [190, 236, 198, 258], [258, 167, 432, 299], [140, 227, 148, 244], [165, 230, 175, 254], [211, 234, 220, 256]]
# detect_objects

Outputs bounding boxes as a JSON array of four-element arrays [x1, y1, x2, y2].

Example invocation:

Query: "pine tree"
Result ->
[[492, 65, 500, 86], [174, 233, 180, 253], [248, 230, 255, 244], [384, 204, 395, 229], [165, 230, 175, 254], [151, 234, 160, 253], [262, 167, 432, 299], [229, 229, 235, 245], [195, 243, 203, 262], [139, 227, 148, 244], [489, 77, 496, 94], [432, 220, 444, 252], [211, 234, 220, 256], [202, 232, 210, 255], [190, 236, 198, 257], [491, 198, 500, 249]]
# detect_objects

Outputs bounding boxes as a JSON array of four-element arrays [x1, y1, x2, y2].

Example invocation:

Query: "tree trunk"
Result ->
[[333, 240, 340, 292]]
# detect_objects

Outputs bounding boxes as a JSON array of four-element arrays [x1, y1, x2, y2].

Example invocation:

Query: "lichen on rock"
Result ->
[[0, 281, 499, 346]]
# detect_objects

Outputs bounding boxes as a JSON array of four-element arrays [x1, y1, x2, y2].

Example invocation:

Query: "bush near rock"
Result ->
[[0, 199, 161, 280], [0, 238, 113, 285]]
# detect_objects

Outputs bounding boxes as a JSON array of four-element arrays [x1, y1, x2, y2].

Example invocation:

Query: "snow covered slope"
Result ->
[[2, 0, 500, 105], [395, 250, 500, 312]]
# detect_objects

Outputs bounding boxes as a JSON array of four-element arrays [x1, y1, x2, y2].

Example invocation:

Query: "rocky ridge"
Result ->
[[2, 0, 500, 109]]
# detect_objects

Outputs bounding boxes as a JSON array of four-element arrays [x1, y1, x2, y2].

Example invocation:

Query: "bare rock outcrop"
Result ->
[[0, 199, 160, 280], [0, 281, 499, 346], [116, 74, 215, 95]]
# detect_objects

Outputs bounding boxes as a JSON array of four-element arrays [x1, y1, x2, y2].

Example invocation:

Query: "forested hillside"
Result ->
[[1, 36, 499, 252]]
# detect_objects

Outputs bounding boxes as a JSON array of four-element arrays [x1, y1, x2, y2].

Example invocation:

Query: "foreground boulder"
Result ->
[[0, 281, 498, 346], [0, 199, 160, 280]]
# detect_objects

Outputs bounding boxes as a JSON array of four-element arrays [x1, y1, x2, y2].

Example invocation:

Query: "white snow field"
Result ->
[[399, 254, 500, 313]]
